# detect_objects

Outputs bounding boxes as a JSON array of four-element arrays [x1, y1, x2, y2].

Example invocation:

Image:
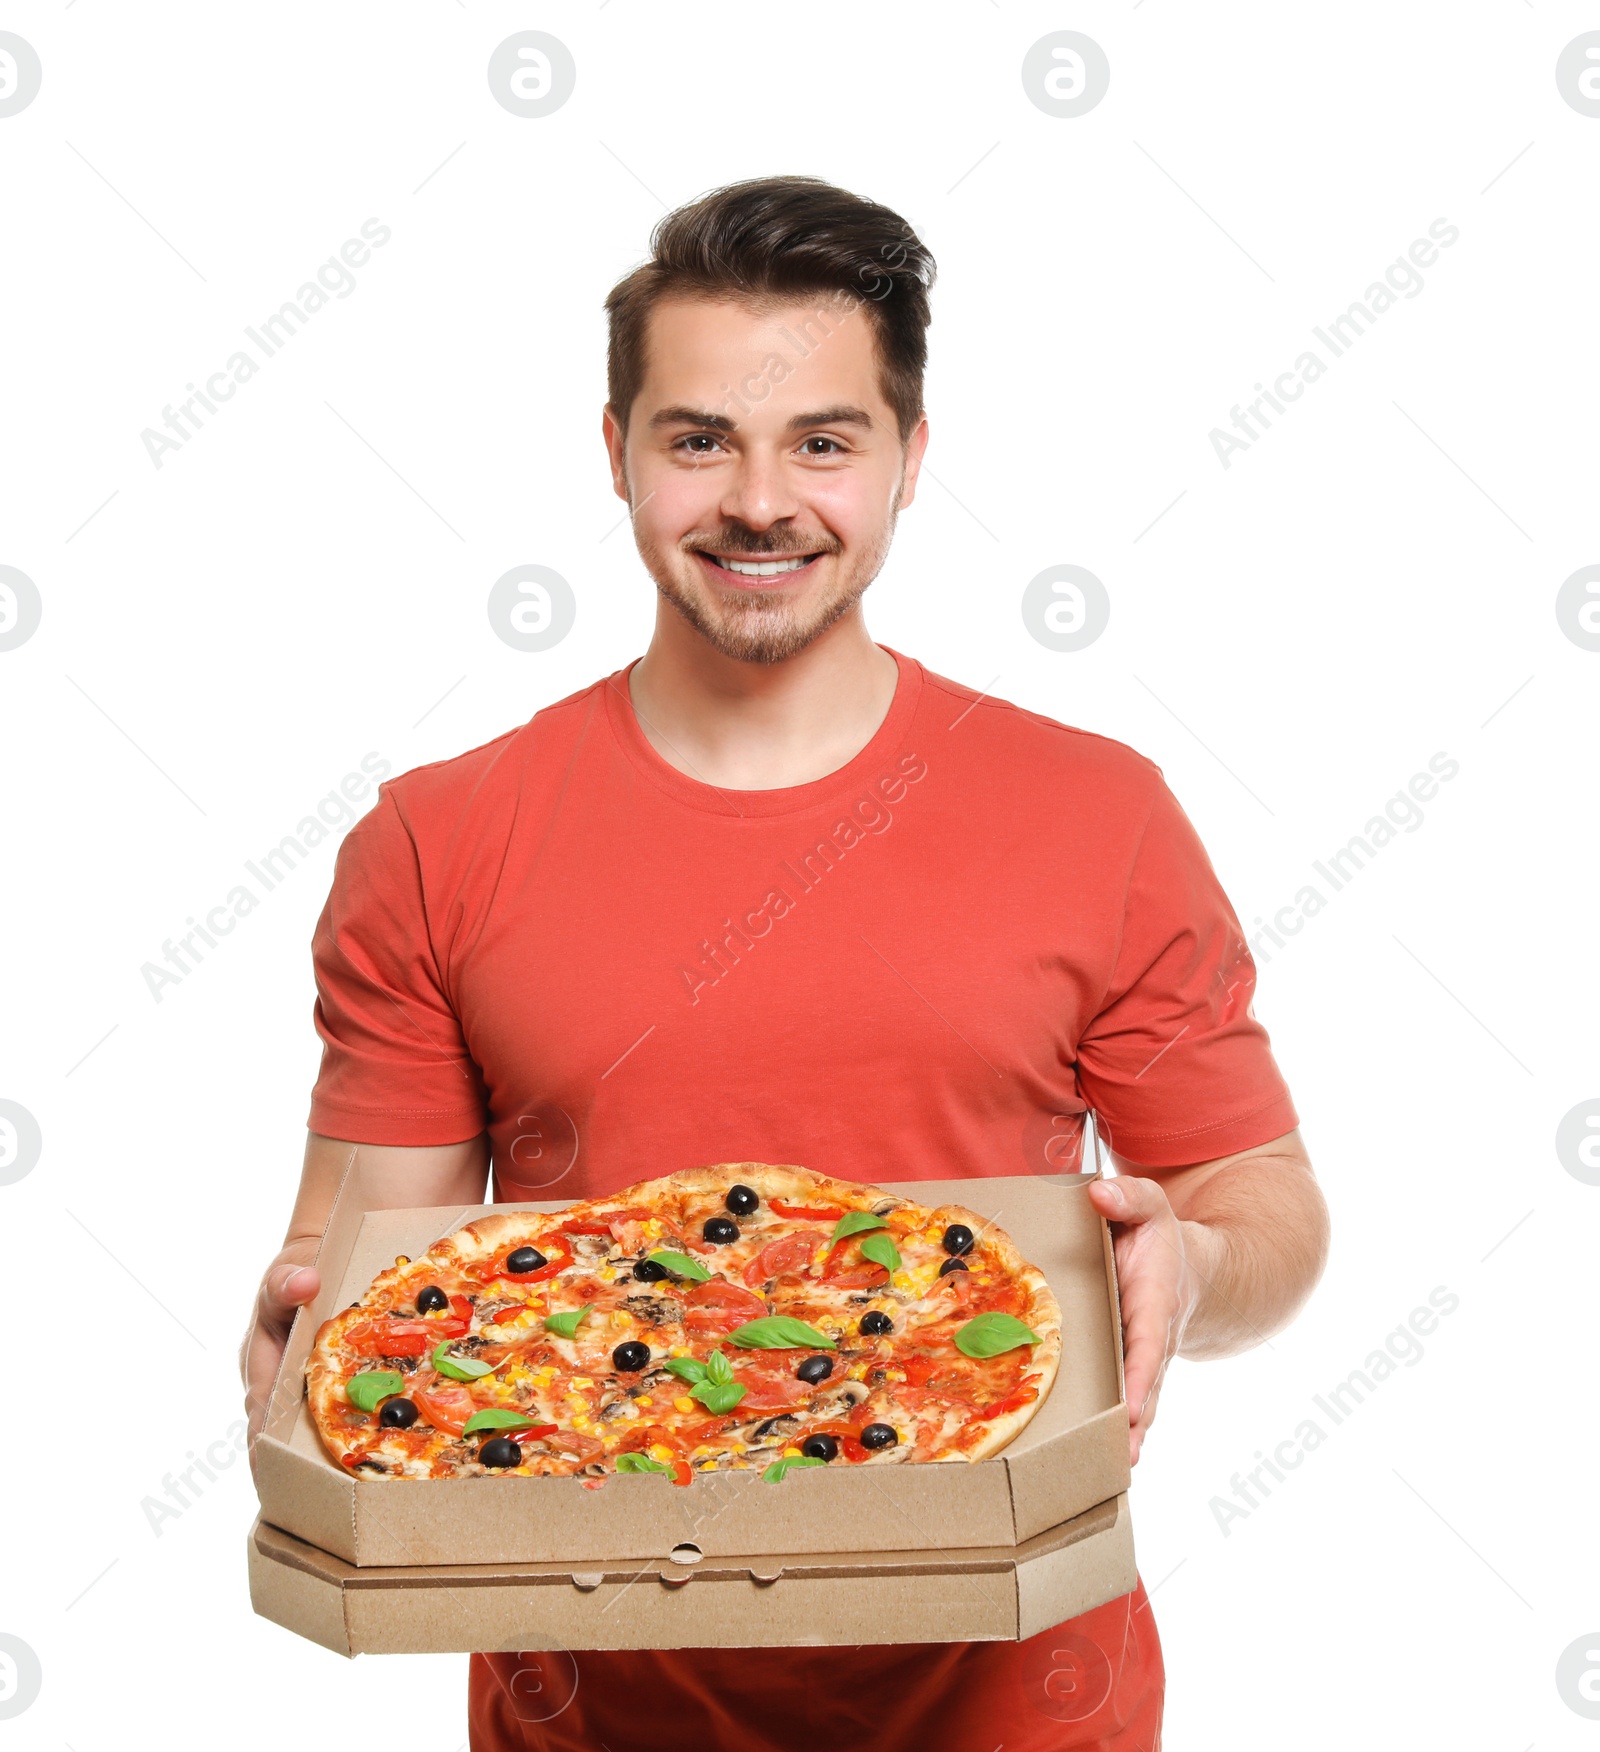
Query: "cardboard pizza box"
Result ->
[[254, 1167, 1131, 1569], [247, 1493, 1137, 1656]]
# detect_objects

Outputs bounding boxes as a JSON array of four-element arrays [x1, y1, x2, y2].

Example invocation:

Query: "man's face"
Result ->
[[605, 294, 927, 664]]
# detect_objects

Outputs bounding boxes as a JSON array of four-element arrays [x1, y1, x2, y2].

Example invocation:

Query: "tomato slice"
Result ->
[[742, 1230, 829, 1286], [410, 1384, 476, 1437], [768, 1198, 846, 1220], [683, 1280, 768, 1336], [730, 1350, 840, 1413]]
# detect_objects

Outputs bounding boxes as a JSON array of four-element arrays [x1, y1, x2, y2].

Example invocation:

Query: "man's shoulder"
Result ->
[[914, 658, 1165, 797], [378, 674, 611, 827]]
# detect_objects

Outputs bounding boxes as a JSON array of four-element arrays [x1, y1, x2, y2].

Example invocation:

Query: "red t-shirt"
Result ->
[[307, 648, 1298, 1751]]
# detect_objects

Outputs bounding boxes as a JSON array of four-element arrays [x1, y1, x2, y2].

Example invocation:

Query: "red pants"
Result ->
[[469, 1574, 1164, 1750]]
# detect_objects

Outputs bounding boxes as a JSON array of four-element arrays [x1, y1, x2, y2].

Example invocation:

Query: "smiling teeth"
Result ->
[[719, 556, 811, 577]]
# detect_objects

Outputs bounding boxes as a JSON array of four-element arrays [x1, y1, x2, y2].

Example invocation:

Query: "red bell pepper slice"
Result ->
[[501, 1240, 572, 1282], [768, 1197, 846, 1221], [509, 1423, 560, 1445]]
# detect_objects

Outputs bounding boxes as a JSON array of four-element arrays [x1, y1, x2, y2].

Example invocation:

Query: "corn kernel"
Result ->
[[611, 1311, 632, 1328], [571, 1376, 594, 1389], [848, 1363, 867, 1379], [674, 1396, 696, 1414], [394, 1255, 410, 1267], [669, 1344, 691, 1357], [648, 1443, 674, 1463], [635, 1395, 653, 1407], [783, 1446, 802, 1458], [886, 1368, 906, 1382], [573, 1417, 592, 1432]]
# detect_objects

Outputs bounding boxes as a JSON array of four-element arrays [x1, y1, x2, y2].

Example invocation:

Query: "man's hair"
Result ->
[[605, 176, 936, 444]]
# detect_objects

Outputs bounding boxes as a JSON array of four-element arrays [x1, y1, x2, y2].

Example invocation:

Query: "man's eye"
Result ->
[[675, 434, 722, 454], [800, 436, 844, 456]]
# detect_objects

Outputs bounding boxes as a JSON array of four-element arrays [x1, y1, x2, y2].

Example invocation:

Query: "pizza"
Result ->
[[305, 1164, 1060, 1484]]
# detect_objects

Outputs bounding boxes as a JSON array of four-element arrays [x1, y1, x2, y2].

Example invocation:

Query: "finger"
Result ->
[[1116, 1269, 1181, 1445]]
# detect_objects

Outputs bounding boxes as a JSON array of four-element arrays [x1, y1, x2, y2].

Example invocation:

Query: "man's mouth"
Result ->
[[693, 550, 826, 584]]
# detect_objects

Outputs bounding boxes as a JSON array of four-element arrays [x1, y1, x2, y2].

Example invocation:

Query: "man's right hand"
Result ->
[[241, 1131, 493, 1474], [241, 1238, 323, 1466]]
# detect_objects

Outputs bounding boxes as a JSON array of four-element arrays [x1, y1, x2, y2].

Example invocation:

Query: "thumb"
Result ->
[[261, 1261, 321, 1329], [1089, 1176, 1149, 1222]]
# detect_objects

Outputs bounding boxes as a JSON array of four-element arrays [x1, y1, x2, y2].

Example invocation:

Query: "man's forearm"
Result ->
[[1171, 1150, 1330, 1360]]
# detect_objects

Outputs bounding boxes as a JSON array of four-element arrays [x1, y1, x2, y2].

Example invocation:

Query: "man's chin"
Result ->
[[651, 574, 866, 665]]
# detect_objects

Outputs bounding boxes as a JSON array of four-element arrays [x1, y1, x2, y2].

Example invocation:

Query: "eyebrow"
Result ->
[[648, 404, 876, 434]]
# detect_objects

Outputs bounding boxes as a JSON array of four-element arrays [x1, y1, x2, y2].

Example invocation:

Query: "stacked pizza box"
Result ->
[[249, 1170, 1135, 1656]]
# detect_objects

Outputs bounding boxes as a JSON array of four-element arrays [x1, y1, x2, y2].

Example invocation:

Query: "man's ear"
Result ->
[[896, 413, 930, 510], [602, 405, 629, 502]]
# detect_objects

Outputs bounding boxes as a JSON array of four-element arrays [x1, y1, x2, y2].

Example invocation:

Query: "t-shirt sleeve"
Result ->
[[306, 786, 488, 1146], [1075, 771, 1299, 1167]]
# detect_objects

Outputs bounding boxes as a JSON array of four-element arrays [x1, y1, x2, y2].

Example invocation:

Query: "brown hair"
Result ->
[[605, 176, 935, 443]]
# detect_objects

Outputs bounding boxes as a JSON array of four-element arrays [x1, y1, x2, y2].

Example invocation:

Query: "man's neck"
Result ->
[[627, 605, 900, 791]]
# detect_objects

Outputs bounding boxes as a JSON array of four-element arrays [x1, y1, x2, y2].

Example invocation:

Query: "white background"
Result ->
[[2, 3, 1597, 1746]]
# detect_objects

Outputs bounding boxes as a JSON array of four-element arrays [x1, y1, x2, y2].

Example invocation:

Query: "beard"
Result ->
[[633, 502, 900, 666]]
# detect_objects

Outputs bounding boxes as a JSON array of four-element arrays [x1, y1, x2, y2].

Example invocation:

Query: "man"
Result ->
[[244, 175, 1329, 1749]]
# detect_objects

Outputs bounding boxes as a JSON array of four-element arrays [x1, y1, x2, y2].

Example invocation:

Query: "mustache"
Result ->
[[685, 528, 840, 558]]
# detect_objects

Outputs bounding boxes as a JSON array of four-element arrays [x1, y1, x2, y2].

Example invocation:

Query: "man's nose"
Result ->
[[719, 451, 801, 533]]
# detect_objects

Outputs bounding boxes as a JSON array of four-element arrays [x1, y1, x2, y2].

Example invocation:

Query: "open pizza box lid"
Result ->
[[248, 1491, 1137, 1656], [255, 1165, 1130, 1569]]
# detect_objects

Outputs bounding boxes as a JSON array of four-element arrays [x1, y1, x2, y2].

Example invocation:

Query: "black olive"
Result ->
[[938, 1258, 969, 1277], [942, 1224, 976, 1256], [415, 1285, 449, 1313], [802, 1433, 839, 1462], [506, 1246, 547, 1275], [612, 1340, 651, 1372], [702, 1216, 740, 1245], [479, 1436, 522, 1468], [378, 1397, 418, 1429], [859, 1311, 894, 1336], [858, 1422, 898, 1451], [632, 1258, 667, 1282], [725, 1183, 759, 1216], [795, 1354, 834, 1385]]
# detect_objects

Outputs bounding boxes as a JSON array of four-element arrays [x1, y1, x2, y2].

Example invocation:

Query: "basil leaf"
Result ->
[[829, 1209, 889, 1244], [648, 1249, 712, 1284], [432, 1340, 496, 1381], [543, 1304, 592, 1339], [954, 1312, 1042, 1358], [461, 1408, 537, 1434], [663, 1356, 709, 1385], [705, 1348, 733, 1387], [762, 1455, 827, 1483], [346, 1370, 403, 1413], [859, 1233, 901, 1272], [727, 1317, 837, 1350], [690, 1380, 746, 1415], [615, 1452, 673, 1475]]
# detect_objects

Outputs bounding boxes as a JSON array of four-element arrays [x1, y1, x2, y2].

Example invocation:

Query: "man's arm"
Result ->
[[240, 1131, 489, 1455], [1085, 1127, 1329, 1464]]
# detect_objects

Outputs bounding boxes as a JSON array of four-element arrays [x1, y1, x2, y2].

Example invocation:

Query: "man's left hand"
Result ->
[[1085, 1174, 1206, 1467]]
